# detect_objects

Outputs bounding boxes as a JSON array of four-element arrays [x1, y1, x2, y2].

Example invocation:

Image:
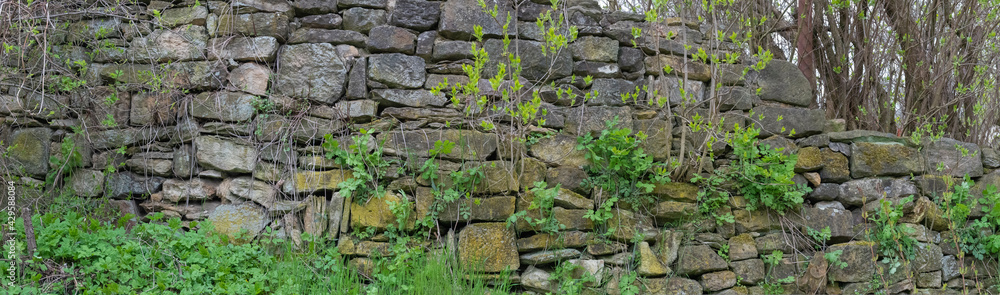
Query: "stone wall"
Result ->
[[1, 0, 998, 294]]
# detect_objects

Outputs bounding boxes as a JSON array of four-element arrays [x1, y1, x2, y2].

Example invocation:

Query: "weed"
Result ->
[[322, 130, 396, 204], [577, 117, 670, 210]]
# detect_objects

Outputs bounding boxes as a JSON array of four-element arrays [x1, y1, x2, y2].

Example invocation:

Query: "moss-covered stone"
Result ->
[[795, 146, 824, 172], [458, 222, 519, 272], [851, 142, 925, 178], [818, 148, 850, 183]]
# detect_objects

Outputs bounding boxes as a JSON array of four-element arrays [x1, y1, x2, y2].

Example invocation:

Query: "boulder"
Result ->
[[219, 177, 276, 207], [819, 148, 851, 183], [637, 241, 669, 277], [130, 92, 177, 126], [216, 13, 290, 40], [7, 128, 51, 176], [161, 178, 219, 202], [287, 28, 367, 46], [228, 62, 271, 95], [590, 78, 643, 106], [274, 43, 349, 104], [208, 202, 269, 240], [530, 134, 589, 168], [192, 91, 256, 122], [839, 178, 917, 207], [159, 6, 209, 27], [570, 36, 618, 62], [194, 136, 257, 173], [851, 142, 925, 178], [520, 248, 581, 265], [283, 169, 353, 194], [728, 233, 758, 261], [458, 222, 520, 272], [756, 60, 813, 107], [68, 170, 105, 198], [647, 75, 704, 107], [291, 0, 339, 14], [701, 271, 737, 292], [439, 0, 510, 39], [675, 245, 728, 276], [521, 266, 555, 293], [341, 7, 386, 33], [105, 172, 165, 199], [300, 13, 343, 29], [921, 138, 983, 177], [366, 25, 416, 54], [432, 40, 475, 61], [124, 156, 173, 177], [484, 39, 572, 81], [801, 205, 854, 243], [368, 53, 426, 88], [128, 26, 208, 62], [378, 129, 497, 161], [730, 259, 765, 285], [350, 191, 410, 230], [564, 105, 633, 136], [439, 196, 515, 222], [751, 105, 825, 138], [389, 0, 441, 31], [618, 46, 644, 72], [516, 231, 590, 252], [371, 89, 446, 107], [827, 241, 877, 283]]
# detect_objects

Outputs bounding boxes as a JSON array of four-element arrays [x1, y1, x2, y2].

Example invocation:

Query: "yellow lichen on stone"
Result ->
[[290, 169, 353, 194], [349, 191, 414, 230], [207, 203, 269, 242], [458, 222, 519, 272]]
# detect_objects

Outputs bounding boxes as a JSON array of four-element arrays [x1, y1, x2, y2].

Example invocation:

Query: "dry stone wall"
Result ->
[[2, 0, 999, 294]]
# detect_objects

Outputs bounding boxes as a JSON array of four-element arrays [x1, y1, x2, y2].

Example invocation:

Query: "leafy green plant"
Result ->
[[577, 117, 670, 210], [618, 270, 641, 295], [694, 123, 809, 224], [46, 135, 83, 185], [760, 250, 794, 295], [415, 139, 487, 232], [549, 261, 594, 295], [507, 181, 565, 234], [824, 250, 848, 269], [725, 124, 809, 213], [868, 195, 916, 261], [322, 130, 396, 204], [4, 211, 512, 294], [806, 226, 832, 249]]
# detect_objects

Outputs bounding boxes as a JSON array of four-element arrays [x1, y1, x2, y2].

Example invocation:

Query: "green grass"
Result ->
[[2, 211, 512, 295]]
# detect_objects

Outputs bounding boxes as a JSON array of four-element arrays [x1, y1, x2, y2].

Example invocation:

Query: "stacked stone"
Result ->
[[3, 0, 1000, 293]]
